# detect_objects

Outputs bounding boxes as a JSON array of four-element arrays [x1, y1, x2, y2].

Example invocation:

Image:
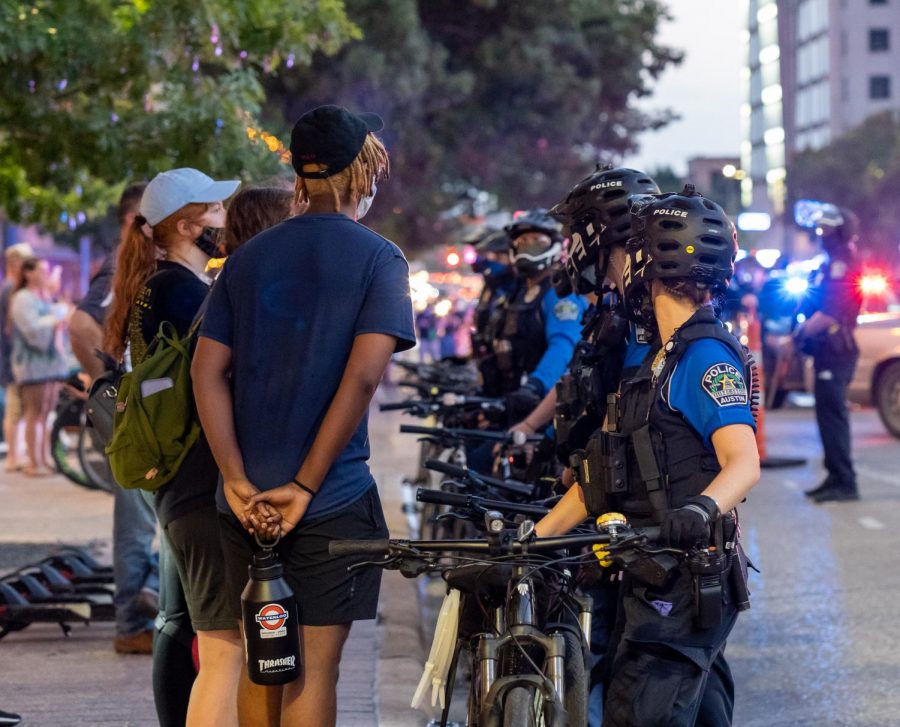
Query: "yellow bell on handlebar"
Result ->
[[593, 512, 628, 567]]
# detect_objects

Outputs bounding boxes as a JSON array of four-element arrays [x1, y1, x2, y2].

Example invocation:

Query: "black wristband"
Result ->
[[292, 478, 317, 498]]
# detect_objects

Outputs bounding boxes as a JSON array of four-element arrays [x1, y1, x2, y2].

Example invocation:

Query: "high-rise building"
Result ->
[[742, 0, 900, 247]]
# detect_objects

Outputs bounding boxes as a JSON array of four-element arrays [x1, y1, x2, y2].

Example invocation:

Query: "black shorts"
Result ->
[[163, 504, 236, 632], [218, 485, 389, 627]]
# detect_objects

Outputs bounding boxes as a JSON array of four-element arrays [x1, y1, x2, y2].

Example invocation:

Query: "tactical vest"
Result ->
[[494, 277, 550, 392], [578, 308, 754, 524], [554, 303, 628, 458], [472, 278, 512, 359]]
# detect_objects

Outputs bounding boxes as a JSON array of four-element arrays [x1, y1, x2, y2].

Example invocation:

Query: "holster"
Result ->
[[569, 430, 629, 517], [688, 548, 726, 630]]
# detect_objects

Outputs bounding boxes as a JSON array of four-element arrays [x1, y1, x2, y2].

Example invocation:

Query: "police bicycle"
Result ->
[[398, 425, 542, 540], [331, 514, 677, 727]]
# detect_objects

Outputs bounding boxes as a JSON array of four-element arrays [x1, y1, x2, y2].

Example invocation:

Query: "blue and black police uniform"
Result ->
[[582, 308, 755, 727], [492, 276, 587, 397], [801, 246, 861, 496], [472, 269, 516, 394]]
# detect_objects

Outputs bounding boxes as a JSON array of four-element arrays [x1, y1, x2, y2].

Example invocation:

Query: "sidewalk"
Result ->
[[0, 399, 426, 726]]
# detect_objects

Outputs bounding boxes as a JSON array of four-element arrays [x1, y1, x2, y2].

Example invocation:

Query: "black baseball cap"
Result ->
[[289, 105, 384, 179]]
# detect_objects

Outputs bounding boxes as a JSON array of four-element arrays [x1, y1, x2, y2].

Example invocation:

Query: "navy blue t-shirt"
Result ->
[[662, 339, 756, 448], [200, 214, 416, 519]]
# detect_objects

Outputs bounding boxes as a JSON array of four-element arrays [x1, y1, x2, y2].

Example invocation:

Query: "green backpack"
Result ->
[[106, 321, 201, 491]]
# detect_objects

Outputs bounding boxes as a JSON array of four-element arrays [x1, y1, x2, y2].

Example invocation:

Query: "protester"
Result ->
[[193, 105, 416, 727], [8, 257, 69, 476], [218, 183, 297, 727], [104, 168, 241, 727], [69, 184, 160, 655], [0, 243, 34, 472]]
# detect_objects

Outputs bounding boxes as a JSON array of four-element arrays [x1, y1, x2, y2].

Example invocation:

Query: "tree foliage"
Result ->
[[265, 0, 681, 250], [791, 112, 900, 257], [0, 0, 357, 229]]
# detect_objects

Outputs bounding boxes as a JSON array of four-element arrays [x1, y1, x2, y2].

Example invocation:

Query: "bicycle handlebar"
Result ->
[[400, 424, 541, 444], [423, 459, 533, 497], [327, 527, 663, 557], [329, 539, 393, 557], [416, 488, 550, 517]]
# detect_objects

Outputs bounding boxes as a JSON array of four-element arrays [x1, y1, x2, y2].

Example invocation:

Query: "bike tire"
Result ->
[[77, 411, 116, 493], [503, 685, 544, 727], [561, 630, 588, 727], [49, 403, 98, 491]]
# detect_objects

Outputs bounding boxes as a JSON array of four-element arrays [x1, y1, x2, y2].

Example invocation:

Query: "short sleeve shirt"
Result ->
[[76, 254, 116, 325], [200, 214, 416, 519], [663, 338, 756, 448]]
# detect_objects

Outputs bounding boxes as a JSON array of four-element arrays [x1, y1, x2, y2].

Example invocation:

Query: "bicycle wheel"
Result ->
[[560, 630, 588, 727], [503, 685, 545, 727], [50, 399, 98, 491], [77, 410, 116, 493]]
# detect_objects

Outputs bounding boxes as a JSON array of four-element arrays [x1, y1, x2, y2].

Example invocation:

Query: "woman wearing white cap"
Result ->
[[104, 168, 243, 727]]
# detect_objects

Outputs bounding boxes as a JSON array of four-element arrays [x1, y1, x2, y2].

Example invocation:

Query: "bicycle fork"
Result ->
[[476, 627, 567, 726]]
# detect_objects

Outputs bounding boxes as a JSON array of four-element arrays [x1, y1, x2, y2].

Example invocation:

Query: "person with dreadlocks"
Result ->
[[193, 105, 415, 727]]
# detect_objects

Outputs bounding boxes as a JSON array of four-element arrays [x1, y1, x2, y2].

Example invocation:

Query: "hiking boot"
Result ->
[[114, 629, 153, 655]]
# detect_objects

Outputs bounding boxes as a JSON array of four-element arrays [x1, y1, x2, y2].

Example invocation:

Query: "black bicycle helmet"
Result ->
[[473, 229, 513, 254], [816, 206, 859, 251], [550, 165, 659, 294], [505, 209, 564, 277], [623, 184, 737, 324]]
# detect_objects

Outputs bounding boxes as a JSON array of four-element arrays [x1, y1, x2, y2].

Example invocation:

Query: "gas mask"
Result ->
[[356, 182, 377, 220]]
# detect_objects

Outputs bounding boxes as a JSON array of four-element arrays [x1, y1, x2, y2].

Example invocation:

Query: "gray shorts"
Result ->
[[163, 504, 237, 632]]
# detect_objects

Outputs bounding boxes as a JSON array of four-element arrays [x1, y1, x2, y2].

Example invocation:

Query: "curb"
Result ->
[[375, 570, 427, 726]]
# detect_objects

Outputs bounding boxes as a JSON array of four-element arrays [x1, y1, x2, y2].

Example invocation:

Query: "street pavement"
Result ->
[[1, 398, 899, 725]]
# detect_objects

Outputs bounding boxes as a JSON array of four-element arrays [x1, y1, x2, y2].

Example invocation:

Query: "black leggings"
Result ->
[[152, 534, 196, 727]]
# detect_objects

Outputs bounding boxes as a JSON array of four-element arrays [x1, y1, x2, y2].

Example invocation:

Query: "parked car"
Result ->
[[849, 312, 900, 438], [766, 312, 900, 438]]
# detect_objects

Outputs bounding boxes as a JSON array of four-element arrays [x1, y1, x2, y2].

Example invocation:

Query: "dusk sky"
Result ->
[[623, 0, 745, 176]]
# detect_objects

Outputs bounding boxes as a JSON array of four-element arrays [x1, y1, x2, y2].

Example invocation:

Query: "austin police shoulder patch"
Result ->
[[553, 299, 580, 321], [701, 363, 749, 407]]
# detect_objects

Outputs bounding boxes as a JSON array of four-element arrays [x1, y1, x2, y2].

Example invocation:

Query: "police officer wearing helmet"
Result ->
[[522, 167, 660, 459], [469, 228, 516, 390], [536, 186, 760, 727], [797, 207, 862, 503], [491, 209, 587, 423]]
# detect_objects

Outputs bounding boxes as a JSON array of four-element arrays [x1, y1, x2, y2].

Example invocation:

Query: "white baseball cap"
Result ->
[[140, 168, 240, 226]]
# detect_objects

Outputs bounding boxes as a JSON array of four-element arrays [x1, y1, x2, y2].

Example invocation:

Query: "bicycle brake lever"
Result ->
[[347, 556, 399, 573]]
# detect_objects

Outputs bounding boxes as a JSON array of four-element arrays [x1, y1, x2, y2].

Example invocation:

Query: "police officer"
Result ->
[[797, 207, 862, 503], [536, 186, 760, 727], [469, 228, 516, 391], [489, 209, 587, 423]]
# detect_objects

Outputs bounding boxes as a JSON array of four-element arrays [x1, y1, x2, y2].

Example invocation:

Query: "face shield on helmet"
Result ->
[[510, 231, 562, 278]]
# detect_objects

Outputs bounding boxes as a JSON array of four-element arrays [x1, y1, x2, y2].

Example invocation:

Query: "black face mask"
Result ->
[[195, 227, 224, 259]]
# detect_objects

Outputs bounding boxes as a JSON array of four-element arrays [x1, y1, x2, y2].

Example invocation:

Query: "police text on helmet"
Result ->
[[652, 209, 688, 218]]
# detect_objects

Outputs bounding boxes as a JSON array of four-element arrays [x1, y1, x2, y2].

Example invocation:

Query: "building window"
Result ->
[[870, 75, 891, 99], [870, 29, 890, 51]]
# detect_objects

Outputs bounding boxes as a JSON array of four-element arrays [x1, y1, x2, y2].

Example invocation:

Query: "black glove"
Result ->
[[506, 379, 544, 424], [660, 495, 719, 549]]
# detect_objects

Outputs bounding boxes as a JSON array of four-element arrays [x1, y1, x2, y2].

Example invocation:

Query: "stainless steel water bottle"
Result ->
[[241, 546, 301, 685]]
